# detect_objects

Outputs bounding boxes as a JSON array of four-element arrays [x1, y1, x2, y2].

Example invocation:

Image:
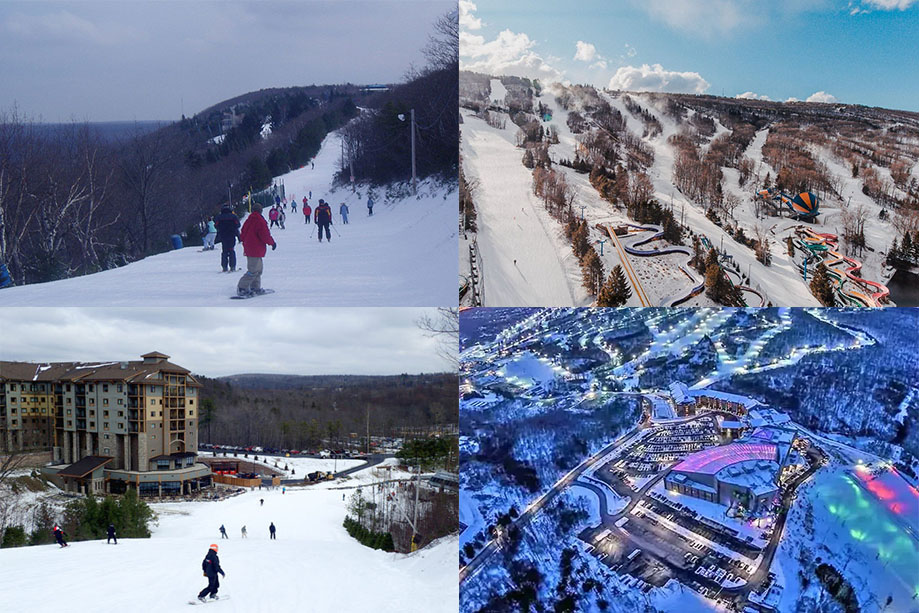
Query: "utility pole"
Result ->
[[412, 463, 421, 552], [410, 108, 417, 196], [597, 238, 607, 256], [366, 406, 370, 455], [580, 205, 587, 220]]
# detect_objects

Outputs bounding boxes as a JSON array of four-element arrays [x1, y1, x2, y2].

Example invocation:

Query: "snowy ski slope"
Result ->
[[0, 462, 457, 613], [0, 129, 457, 306]]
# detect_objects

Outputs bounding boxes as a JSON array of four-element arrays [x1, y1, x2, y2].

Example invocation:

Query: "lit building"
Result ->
[[1, 352, 211, 496]]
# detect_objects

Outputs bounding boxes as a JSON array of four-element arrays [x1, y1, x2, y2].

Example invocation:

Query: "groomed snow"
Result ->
[[0, 128, 456, 306], [0, 462, 456, 613]]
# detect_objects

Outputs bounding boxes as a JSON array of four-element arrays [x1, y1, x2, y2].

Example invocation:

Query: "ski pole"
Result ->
[[332, 224, 341, 237]]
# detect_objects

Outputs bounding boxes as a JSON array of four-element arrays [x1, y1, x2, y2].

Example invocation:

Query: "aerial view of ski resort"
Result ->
[[459, 1, 919, 308], [459, 307, 919, 612]]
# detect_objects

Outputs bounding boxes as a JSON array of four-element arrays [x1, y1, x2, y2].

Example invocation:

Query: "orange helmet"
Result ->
[[209, 544, 218, 552]]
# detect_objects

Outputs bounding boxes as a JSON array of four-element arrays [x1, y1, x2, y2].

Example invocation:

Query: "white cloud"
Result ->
[[858, 0, 918, 9], [574, 40, 597, 62], [806, 90, 838, 103], [591, 60, 608, 70], [736, 91, 771, 100], [460, 28, 563, 81], [785, 97, 801, 102], [459, 0, 482, 30], [608, 63, 709, 94], [635, 0, 759, 37], [624, 43, 638, 58]]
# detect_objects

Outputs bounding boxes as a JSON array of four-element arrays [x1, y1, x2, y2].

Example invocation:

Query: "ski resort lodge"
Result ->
[[0, 352, 212, 496]]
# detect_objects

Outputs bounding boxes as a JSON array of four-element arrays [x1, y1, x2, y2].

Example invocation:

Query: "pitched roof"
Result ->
[[58, 456, 113, 478], [0, 355, 199, 386]]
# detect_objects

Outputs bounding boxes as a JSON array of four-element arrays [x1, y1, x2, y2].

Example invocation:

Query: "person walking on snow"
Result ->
[[315, 199, 333, 242], [203, 217, 217, 250], [107, 523, 117, 544], [269, 522, 277, 539], [268, 205, 280, 229], [241, 526, 247, 539], [52, 525, 68, 547], [340, 202, 349, 224], [367, 196, 374, 216], [197, 544, 226, 602], [219, 524, 228, 539], [214, 205, 241, 272], [237, 203, 276, 297], [291, 197, 297, 213], [303, 202, 312, 224]]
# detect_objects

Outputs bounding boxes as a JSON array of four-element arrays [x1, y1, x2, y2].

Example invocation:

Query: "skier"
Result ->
[[315, 199, 333, 243], [303, 202, 312, 225], [278, 207, 286, 230], [274, 193, 281, 208], [367, 196, 374, 216], [237, 203, 277, 297], [282, 486, 286, 495], [241, 525, 247, 539], [203, 217, 217, 250], [107, 523, 117, 545], [268, 205, 280, 229], [339, 202, 349, 224], [52, 525, 68, 547], [260, 498, 264, 507], [197, 544, 226, 603], [291, 197, 297, 213], [215, 205, 241, 272], [269, 522, 277, 540], [219, 524, 228, 539]]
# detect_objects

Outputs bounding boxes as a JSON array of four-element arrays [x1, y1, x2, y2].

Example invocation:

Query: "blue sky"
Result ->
[[0, 1, 453, 122], [460, 0, 919, 111]]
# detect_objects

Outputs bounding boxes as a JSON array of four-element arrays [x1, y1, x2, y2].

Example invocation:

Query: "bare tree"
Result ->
[[417, 307, 459, 370]]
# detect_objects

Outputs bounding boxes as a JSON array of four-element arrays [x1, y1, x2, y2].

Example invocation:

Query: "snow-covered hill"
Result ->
[[0, 129, 457, 306], [0, 462, 457, 613]]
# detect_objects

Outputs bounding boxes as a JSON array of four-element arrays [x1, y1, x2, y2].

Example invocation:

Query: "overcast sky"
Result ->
[[0, 307, 456, 377], [0, 0, 453, 122]]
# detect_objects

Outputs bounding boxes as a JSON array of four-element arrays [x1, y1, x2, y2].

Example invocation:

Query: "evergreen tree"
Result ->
[[810, 263, 836, 306], [597, 265, 631, 306], [787, 236, 795, 257], [582, 249, 604, 296]]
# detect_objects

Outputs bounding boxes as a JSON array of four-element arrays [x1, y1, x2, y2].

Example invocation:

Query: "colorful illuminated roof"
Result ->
[[672, 443, 778, 476]]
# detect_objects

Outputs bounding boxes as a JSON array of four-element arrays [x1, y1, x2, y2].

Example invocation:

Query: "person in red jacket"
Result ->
[[237, 204, 276, 297], [303, 202, 312, 224]]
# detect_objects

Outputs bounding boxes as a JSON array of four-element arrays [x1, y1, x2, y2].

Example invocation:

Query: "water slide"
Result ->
[[793, 226, 890, 306], [756, 188, 820, 218], [618, 224, 704, 306]]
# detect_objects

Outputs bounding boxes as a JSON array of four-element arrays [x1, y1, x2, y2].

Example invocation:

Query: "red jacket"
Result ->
[[303, 205, 312, 216], [240, 211, 275, 257]]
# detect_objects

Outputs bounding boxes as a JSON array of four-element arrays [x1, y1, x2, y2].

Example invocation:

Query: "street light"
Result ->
[[397, 109, 417, 196]]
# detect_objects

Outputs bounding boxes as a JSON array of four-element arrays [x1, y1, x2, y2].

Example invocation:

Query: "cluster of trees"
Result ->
[[809, 262, 837, 306], [671, 131, 724, 207], [761, 127, 834, 196], [596, 265, 632, 307], [197, 373, 457, 450], [342, 515, 394, 551], [2, 489, 154, 548], [532, 166, 574, 221], [888, 228, 919, 267], [459, 160, 478, 233], [396, 436, 458, 472], [339, 11, 458, 187], [622, 95, 661, 138], [521, 143, 551, 169], [703, 248, 745, 306]]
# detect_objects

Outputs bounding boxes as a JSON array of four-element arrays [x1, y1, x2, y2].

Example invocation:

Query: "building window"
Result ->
[[189, 399, 195, 406], [103, 399, 109, 406], [103, 384, 109, 392], [89, 410, 95, 417], [66, 398, 72, 405], [117, 399, 123, 405], [10, 397, 16, 403], [103, 447, 110, 454], [89, 385, 94, 392], [103, 411, 109, 418], [104, 434, 110, 439], [66, 409, 71, 415], [66, 384, 71, 392], [118, 411, 124, 417], [66, 420, 72, 427], [117, 384, 123, 392], [117, 423, 123, 429]]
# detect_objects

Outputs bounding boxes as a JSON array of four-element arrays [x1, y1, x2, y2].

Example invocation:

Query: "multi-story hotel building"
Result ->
[[0, 352, 211, 496]]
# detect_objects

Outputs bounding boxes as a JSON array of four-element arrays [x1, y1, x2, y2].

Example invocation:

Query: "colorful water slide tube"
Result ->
[[619, 224, 704, 306], [757, 188, 820, 218], [794, 226, 890, 306]]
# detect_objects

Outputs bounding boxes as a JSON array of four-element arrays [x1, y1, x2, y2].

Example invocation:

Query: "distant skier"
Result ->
[[274, 193, 281, 208], [311, 161, 315, 170], [197, 544, 226, 602], [107, 523, 117, 545], [215, 205, 241, 272], [269, 522, 277, 540], [241, 525, 247, 539], [303, 202, 312, 225], [282, 486, 286, 495], [203, 217, 217, 250], [268, 205, 281, 229], [291, 198, 297, 213], [237, 203, 277, 297], [340, 202, 349, 224], [260, 498, 264, 507], [278, 207, 286, 230], [52, 525, 68, 548], [315, 200, 333, 243], [367, 196, 374, 216], [219, 524, 228, 539]]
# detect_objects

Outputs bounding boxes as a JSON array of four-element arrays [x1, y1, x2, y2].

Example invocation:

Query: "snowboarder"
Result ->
[[339, 202, 349, 224], [203, 217, 217, 250], [268, 205, 280, 229], [107, 523, 117, 545], [367, 196, 374, 216], [219, 524, 228, 539], [197, 544, 226, 602], [237, 204, 277, 297], [240, 526, 247, 539], [315, 199, 333, 243], [303, 202, 312, 224], [269, 523, 276, 540], [52, 525, 68, 547], [215, 205, 241, 272]]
